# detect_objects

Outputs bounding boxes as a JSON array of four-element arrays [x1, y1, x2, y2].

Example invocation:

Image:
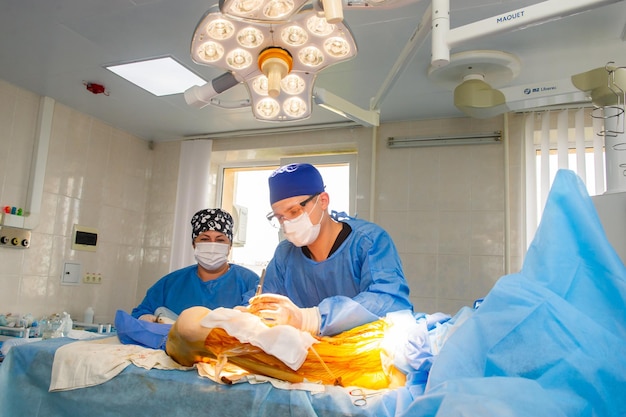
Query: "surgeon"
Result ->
[[246, 163, 413, 336], [132, 208, 259, 323]]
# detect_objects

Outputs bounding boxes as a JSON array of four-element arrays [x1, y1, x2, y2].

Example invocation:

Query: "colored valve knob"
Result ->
[[4, 206, 23, 215]]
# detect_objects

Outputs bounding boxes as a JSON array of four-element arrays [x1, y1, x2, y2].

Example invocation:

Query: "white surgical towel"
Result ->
[[49, 336, 190, 391], [200, 308, 317, 370]]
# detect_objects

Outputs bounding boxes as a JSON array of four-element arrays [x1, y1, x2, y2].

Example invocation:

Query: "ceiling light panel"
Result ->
[[106, 57, 206, 96]]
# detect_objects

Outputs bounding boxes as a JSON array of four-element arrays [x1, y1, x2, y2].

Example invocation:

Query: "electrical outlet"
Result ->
[[83, 272, 103, 284]]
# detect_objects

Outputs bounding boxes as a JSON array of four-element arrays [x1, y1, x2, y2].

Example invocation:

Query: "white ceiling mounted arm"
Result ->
[[340, 0, 421, 10], [313, 87, 380, 127], [431, 0, 625, 69], [184, 72, 242, 108], [314, 0, 423, 24], [209, 98, 252, 109], [370, 2, 432, 112]]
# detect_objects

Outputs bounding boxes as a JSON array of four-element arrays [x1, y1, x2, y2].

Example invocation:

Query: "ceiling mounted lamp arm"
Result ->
[[370, 2, 432, 112], [184, 72, 242, 109], [431, 0, 624, 69], [313, 87, 379, 127], [209, 97, 252, 108], [315, 0, 424, 24]]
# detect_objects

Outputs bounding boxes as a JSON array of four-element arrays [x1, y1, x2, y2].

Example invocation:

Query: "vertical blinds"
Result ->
[[523, 108, 605, 246]]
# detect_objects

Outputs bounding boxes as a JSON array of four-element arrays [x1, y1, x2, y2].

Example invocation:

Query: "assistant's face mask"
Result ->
[[282, 196, 324, 247], [194, 242, 230, 271]]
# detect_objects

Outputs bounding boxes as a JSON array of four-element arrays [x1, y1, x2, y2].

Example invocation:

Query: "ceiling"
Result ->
[[0, 0, 624, 142]]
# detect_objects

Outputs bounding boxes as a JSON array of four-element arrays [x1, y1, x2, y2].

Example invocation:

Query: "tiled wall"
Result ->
[[0, 78, 524, 323], [0, 80, 180, 324], [376, 118, 523, 313]]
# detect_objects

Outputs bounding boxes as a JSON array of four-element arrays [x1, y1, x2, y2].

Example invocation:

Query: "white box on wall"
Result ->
[[61, 262, 82, 285]]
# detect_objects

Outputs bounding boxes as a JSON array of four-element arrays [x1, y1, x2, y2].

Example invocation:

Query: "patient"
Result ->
[[165, 305, 417, 390]]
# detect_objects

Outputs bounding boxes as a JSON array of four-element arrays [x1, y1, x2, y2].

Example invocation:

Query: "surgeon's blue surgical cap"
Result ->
[[268, 163, 326, 205], [190, 208, 234, 242]]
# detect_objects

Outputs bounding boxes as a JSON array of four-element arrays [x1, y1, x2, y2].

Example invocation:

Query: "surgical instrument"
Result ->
[[349, 388, 385, 406], [255, 268, 266, 297]]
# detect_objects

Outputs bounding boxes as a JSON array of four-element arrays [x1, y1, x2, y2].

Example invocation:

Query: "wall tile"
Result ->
[[405, 210, 439, 254], [470, 211, 505, 256], [401, 253, 437, 299], [0, 249, 24, 275], [408, 148, 440, 211], [438, 254, 471, 299], [0, 274, 22, 314], [438, 211, 471, 254]]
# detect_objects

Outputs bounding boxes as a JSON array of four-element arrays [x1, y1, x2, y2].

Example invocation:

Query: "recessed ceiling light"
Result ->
[[106, 57, 206, 96]]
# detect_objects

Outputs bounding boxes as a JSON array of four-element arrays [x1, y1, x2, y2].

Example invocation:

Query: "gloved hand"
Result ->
[[138, 313, 175, 324], [156, 315, 176, 324], [248, 294, 320, 335], [138, 314, 158, 322]]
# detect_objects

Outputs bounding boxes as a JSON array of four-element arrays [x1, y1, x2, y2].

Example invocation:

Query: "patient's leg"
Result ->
[[165, 306, 213, 366]]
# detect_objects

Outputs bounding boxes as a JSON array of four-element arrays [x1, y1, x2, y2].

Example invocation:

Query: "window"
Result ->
[[534, 147, 604, 213], [219, 155, 356, 274], [524, 108, 606, 246]]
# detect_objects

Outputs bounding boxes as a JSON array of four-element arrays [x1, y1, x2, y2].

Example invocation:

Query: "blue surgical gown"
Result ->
[[252, 218, 413, 336], [132, 264, 259, 318]]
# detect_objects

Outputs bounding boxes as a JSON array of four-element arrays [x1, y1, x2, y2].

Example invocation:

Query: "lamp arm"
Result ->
[[432, 0, 623, 68], [314, 87, 380, 127], [209, 98, 251, 109], [370, 3, 432, 112], [184, 72, 241, 108]]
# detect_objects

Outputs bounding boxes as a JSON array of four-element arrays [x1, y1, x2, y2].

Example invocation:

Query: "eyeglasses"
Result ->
[[266, 193, 319, 228]]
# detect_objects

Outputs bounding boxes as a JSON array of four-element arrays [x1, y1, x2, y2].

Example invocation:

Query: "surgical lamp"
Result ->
[[186, 6, 357, 122], [219, 0, 310, 23], [219, 0, 420, 25]]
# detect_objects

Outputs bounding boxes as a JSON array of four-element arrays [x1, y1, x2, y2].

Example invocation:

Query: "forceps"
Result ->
[[349, 388, 385, 406]]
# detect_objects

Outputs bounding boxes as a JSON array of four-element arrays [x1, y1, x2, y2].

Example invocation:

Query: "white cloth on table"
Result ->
[[49, 335, 325, 393], [49, 336, 190, 391]]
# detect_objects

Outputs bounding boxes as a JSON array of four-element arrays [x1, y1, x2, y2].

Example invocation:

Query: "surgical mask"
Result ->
[[282, 197, 323, 247], [194, 242, 230, 271]]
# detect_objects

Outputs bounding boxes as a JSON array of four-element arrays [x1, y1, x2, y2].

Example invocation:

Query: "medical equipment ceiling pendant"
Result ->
[[425, 0, 624, 118], [573, 63, 626, 194], [428, 50, 521, 119], [185, 5, 357, 122]]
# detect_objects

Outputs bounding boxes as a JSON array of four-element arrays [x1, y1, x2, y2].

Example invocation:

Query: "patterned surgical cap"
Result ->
[[190, 208, 234, 242]]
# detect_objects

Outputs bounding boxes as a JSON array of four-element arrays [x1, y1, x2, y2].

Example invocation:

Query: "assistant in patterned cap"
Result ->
[[131, 208, 258, 328]]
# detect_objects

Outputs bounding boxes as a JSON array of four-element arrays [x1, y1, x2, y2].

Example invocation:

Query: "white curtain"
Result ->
[[523, 108, 605, 246], [169, 139, 213, 271]]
